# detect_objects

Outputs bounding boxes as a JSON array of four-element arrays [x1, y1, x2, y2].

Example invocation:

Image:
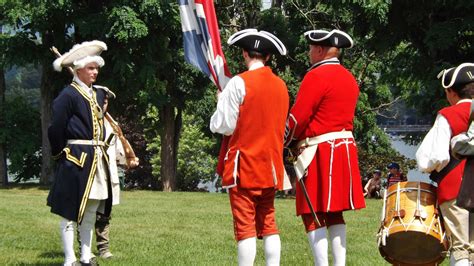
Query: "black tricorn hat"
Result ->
[[227, 29, 287, 56], [94, 85, 116, 99], [304, 29, 354, 49], [437, 63, 474, 89]]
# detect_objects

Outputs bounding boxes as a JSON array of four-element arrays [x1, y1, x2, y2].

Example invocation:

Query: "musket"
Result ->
[[104, 113, 139, 169], [50, 46, 74, 75], [50, 46, 139, 169]]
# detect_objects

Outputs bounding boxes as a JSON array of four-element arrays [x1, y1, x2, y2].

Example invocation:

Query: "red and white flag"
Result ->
[[178, 0, 231, 176]]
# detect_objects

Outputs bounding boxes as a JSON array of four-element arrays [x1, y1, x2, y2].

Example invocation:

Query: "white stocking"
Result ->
[[263, 234, 281, 266], [78, 200, 100, 263], [328, 224, 346, 266], [60, 219, 76, 265], [237, 237, 256, 266], [307, 227, 328, 266]]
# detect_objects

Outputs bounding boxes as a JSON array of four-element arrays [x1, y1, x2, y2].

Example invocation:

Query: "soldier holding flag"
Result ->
[[210, 29, 289, 266], [178, 2, 288, 264]]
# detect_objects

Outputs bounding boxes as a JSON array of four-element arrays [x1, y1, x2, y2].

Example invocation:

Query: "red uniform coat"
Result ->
[[222, 67, 289, 190], [437, 102, 469, 204], [286, 60, 366, 215]]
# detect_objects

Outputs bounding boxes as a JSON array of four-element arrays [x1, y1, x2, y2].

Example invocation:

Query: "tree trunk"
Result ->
[[39, 63, 54, 185], [160, 104, 180, 192], [0, 67, 7, 186], [39, 30, 57, 185]]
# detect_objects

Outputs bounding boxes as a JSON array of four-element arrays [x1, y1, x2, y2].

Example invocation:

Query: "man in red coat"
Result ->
[[416, 63, 474, 266], [210, 29, 289, 266], [285, 29, 366, 265]]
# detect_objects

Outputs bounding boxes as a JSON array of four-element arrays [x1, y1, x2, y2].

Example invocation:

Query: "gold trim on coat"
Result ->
[[78, 153, 97, 224], [63, 147, 87, 168], [70, 82, 105, 224]]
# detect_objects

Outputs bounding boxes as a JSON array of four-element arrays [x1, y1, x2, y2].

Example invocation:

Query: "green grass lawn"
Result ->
[[0, 187, 448, 265]]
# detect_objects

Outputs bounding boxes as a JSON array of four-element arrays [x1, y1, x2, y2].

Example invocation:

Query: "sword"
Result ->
[[299, 176, 321, 227], [287, 146, 321, 227]]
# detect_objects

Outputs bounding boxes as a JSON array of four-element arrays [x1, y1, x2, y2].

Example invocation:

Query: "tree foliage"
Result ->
[[1, 1, 211, 189], [214, 1, 417, 177], [147, 114, 217, 191], [3, 94, 41, 182], [0, 0, 471, 189]]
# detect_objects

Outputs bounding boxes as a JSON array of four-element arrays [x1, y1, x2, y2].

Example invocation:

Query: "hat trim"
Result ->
[[304, 29, 354, 48], [67, 40, 107, 59], [228, 28, 287, 55], [53, 57, 64, 72], [53, 40, 107, 72], [304, 30, 330, 41], [438, 63, 474, 89]]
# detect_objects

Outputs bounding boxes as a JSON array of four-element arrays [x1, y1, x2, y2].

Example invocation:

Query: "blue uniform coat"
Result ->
[[47, 82, 112, 224]]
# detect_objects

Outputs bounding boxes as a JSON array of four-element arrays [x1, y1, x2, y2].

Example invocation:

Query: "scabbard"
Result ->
[[299, 178, 321, 227]]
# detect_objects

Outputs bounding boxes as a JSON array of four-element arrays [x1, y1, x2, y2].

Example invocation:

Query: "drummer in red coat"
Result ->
[[210, 29, 289, 266], [285, 29, 366, 265], [416, 63, 474, 266]]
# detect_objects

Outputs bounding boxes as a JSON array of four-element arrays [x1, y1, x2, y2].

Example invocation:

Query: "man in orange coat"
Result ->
[[210, 29, 289, 266], [285, 29, 366, 265]]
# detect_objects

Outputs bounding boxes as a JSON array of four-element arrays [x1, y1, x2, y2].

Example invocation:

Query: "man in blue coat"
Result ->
[[47, 40, 112, 266]]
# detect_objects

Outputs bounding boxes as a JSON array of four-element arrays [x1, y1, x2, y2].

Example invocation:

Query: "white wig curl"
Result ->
[[73, 55, 105, 70]]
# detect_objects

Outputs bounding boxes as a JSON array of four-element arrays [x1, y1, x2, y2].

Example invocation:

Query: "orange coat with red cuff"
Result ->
[[222, 66, 289, 190]]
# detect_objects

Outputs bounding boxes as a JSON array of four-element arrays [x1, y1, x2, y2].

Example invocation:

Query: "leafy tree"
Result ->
[[176, 114, 217, 191], [2, 65, 41, 182], [228, 1, 417, 177], [0, 0, 76, 184], [96, 1, 212, 191], [3, 94, 41, 182], [1, 0, 470, 190], [1, 1, 214, 190], [147, 113, 217, 191], [0, 65, 6, 185], [371, 1, 474, 118], [1, 15, 11, 185]]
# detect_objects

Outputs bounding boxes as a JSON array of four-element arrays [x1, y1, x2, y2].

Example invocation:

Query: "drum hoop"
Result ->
[[383, 223, 442, 233], [386, 188, 434, 198]]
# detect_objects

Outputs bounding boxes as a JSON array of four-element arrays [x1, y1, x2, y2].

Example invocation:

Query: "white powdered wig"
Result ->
[[73, 55, 105, 70]]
